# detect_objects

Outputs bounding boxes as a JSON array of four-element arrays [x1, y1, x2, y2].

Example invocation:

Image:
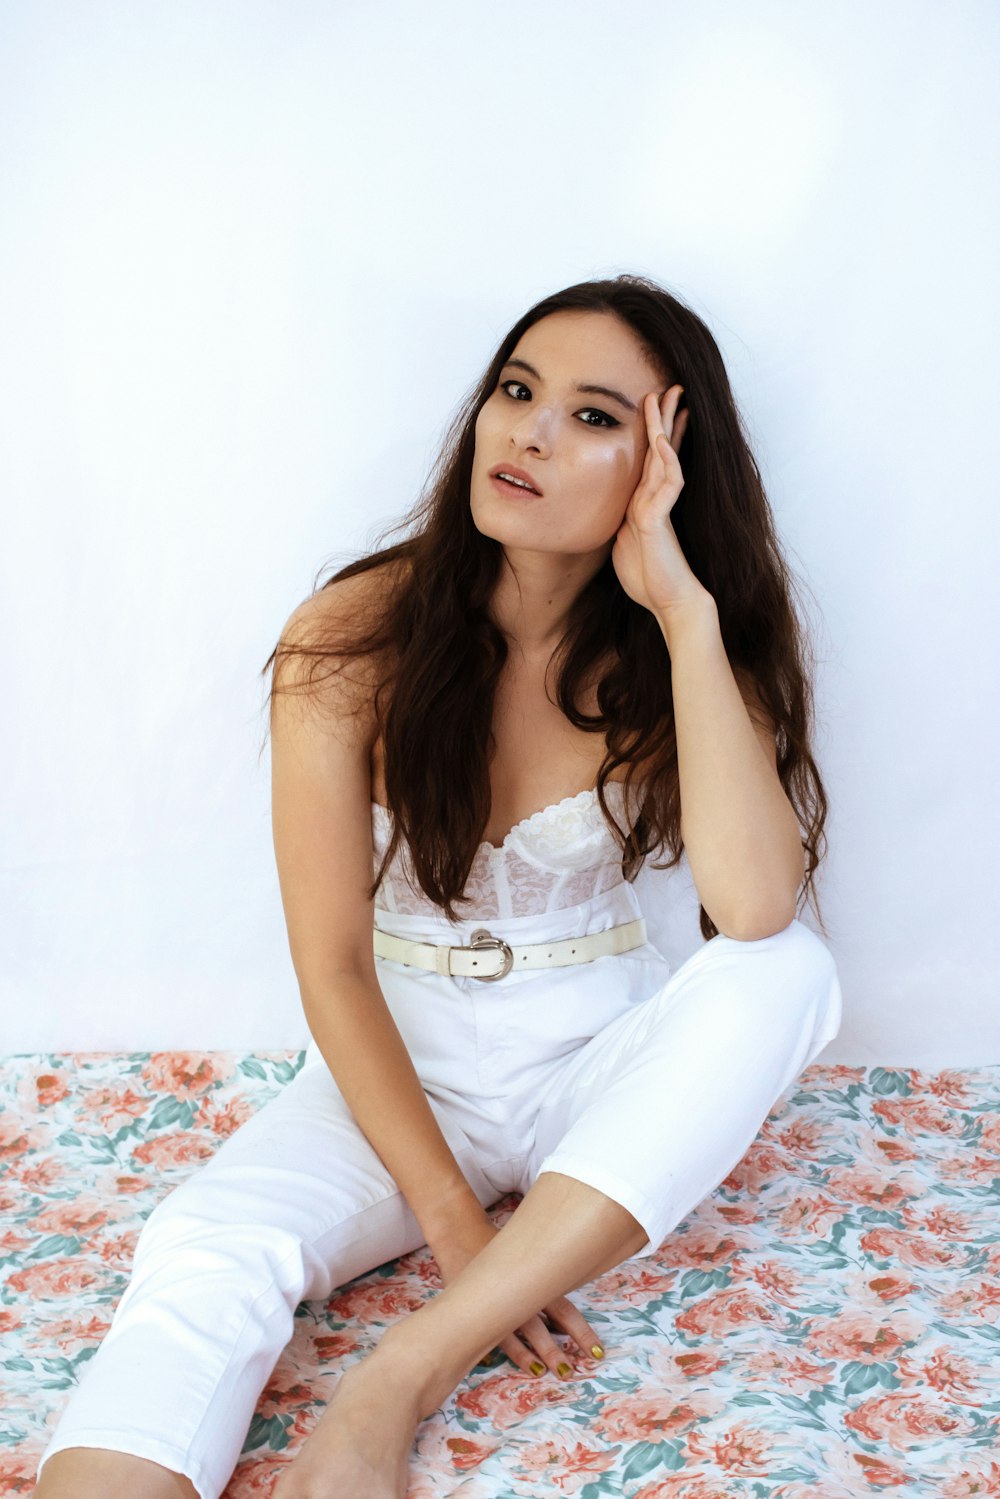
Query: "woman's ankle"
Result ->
[[374, 1317, 472, 1421]]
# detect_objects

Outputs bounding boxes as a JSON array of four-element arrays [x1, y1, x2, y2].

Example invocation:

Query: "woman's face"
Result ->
[[470, 309, 669, 556]]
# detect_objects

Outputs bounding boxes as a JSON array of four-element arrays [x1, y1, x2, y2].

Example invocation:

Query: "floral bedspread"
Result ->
[[1, 1052, 996, 1497]]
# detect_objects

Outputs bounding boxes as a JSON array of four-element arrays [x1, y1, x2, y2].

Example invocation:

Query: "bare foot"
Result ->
[[274, 1343, 426, 1499]]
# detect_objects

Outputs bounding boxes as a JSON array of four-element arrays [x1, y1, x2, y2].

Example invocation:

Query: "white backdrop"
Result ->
[[2, 0, 997, 1065]]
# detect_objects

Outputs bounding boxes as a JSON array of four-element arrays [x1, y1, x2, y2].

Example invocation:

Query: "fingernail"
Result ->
[[591, 1344, 605, 1359], [556, 1361, 572, 1378], [529, 1360, 545, 1376]]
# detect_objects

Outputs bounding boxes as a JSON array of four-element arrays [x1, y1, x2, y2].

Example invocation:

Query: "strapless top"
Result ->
[[371, 781, 641, 919]]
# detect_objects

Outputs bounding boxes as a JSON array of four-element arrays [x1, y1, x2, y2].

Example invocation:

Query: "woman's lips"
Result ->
[[489, 473, 543, 499]]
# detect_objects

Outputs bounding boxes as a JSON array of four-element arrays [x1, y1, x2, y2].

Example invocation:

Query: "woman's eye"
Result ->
[[498, 380, 618, 428]]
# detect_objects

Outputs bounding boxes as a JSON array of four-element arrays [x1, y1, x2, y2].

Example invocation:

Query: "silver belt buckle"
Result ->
[[462, 927, 514, 981]]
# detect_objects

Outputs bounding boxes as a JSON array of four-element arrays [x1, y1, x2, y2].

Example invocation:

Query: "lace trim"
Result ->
[[369, 782, 638, 917], [370, 781, 628, 854]]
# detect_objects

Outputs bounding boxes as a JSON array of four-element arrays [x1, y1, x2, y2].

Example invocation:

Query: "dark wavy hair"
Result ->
[[259, 273, 832, 940]]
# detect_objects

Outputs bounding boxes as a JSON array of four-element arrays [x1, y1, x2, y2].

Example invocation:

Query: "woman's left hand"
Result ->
[[611, 384, 713, 617]]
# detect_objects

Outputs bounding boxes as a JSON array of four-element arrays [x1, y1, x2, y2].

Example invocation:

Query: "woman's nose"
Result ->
[[509, 405, 551, 452]]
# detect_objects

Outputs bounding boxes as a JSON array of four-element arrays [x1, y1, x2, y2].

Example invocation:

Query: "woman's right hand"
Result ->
[[426, 1205, 605, 1382]]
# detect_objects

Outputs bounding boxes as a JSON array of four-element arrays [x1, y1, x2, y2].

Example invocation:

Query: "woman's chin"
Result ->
[[469, 500, 530, 541]]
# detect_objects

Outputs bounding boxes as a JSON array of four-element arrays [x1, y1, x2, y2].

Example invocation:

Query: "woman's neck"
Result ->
[[489, 544, 611, 656]]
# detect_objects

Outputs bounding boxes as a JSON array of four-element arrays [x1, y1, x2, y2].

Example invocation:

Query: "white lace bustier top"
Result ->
[[371, 780, 639, 919]]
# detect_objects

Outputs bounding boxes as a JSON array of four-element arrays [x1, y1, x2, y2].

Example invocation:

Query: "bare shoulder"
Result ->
[[269, 557, 412, 984], [283, 555, 410, 646], [274, 556, 409, 743]]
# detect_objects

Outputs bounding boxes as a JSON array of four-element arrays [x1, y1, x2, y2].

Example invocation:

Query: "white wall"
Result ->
[[2, 0, 997, 1064]]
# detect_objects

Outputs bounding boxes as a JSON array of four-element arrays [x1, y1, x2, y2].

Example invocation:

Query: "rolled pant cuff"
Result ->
[[37, 1430, 211, 1499], [534, 1152, 663, 1260]]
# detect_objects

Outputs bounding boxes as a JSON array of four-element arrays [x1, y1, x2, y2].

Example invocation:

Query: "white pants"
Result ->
[[37, 879, 842, 1499]]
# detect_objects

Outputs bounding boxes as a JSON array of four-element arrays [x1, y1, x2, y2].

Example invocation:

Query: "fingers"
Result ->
[[648, 386, 687, 459], [657, 414, 688, 460], [644, 390, 663, 442], [497, 1297, 606, 1381], [661, 386, 686, 445], [498, 1316, 567, 1380], [544, 1296, 606, 1364]]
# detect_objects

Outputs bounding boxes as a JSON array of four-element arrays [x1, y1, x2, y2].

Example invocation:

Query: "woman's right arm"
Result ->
[[269, 582, 485, 1243]]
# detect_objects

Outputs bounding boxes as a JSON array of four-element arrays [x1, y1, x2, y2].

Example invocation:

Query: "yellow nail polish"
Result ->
[[529, 1360, 545, 1376], [556, 1361, 571, 1377], [591, 1344, 605, 1359]]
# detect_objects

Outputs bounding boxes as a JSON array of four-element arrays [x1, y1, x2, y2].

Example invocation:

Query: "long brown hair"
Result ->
[[260, 273, 831, 940]]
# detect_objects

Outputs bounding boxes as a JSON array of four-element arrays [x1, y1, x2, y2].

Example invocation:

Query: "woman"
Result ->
[[36, 274, 842, 1499]]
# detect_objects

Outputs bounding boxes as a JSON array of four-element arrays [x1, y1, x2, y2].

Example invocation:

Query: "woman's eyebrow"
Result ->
[[501, 357, 638, 415]]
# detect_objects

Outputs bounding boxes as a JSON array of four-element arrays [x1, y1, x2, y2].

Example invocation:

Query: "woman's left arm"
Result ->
[[612, 383, 805, 940], [657, 597, 805, 940]]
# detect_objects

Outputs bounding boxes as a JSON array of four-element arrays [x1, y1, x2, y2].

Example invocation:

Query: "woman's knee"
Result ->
[[737, 918, 842, 1043], [131, 1069, 395, 1274], [130, 1170, 314, 1308], [130, 1144, 430, 1309], [713, 915, 836, 978], [767, 918, 839, 998], [669, 915, 841, 1045]]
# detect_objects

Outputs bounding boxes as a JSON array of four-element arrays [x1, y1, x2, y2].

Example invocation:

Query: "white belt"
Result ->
[[373, 918, 647, 981]]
